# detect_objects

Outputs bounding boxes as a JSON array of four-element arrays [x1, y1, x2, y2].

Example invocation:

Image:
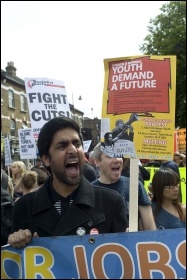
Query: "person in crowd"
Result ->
[[14, 170, 38, 202], [11, 161, 26, 187], [32, 164, 50, 176], [147, 182, 153, 201], [160, 158, 182, 202], [181, 154, 186, 167], [1, 187, 14, 246], [89, 151, 100, 178], [83, 159, 98, 182], [92, 143, 156, 231], [84, 152, 89, 161], [30, 167, 48, 187], [34, 158, 43, 169], [1, 169, 14, 197], [20, 171, 38, 196], [11, 161, 27, 199], [151, 168, 186, 229], [182, 154, 186, 167], [160, 158, 180, 176], [144, 159, 161, 168], [121, 158, 150, 185], [1, 168, 14, 245], [173, 151, 186, 167], [8, 116, 128, 248], [1, 164, 8, 174]]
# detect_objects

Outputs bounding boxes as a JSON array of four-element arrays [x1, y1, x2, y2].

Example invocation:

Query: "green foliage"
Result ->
[[140, 1, 186, 128]]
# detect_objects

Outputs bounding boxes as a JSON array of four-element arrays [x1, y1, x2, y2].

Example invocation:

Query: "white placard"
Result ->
[[114, 140, 136, 157], [24, 77, 71, 138], [83, 140, 92, 153], [18, 129, 37, 160], [4, 138, 12, 166], [101, 118, 110, 138], [129, 158, 139, 232]]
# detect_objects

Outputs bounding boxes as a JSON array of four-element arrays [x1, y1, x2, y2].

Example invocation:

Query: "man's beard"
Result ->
[[49, 157, 83, 186]]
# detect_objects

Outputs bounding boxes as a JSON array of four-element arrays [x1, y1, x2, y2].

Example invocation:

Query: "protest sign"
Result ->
[[174, 128, 186, 154], [101, 55, 176, 160], [83, 140, 92, 153], [101, 55, 177, 232], [18, 129, 37, 160], [4, 137, 12, 166], [24, 78, 71, 138], [1, 229, 185, 279]]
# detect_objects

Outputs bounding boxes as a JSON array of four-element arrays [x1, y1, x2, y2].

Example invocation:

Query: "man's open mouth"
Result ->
[[66, 160, 79, 176]]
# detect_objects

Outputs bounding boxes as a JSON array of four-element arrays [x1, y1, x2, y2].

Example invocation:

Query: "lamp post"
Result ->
[[72, 93, 75, 120]]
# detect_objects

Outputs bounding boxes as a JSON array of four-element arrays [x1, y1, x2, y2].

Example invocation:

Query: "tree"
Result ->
[[140, 1, 186, 128]]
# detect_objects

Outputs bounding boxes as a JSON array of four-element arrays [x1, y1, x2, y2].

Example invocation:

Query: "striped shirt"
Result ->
[[47, 177, 78, 215], [54, 197, 74, 215]]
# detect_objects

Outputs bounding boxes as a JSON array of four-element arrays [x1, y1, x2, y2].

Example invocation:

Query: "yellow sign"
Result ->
[[101, 55, 176, 160], [175, 128, 186, 153]]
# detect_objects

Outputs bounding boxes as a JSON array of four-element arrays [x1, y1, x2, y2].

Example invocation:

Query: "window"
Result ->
[[10, 119, 16, 137], [8, 90, 15, 108], [20, 95, 26, 111]]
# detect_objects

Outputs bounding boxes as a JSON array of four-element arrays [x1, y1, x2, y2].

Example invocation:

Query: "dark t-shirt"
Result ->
[[92, 176, 151, 224], [161, 161, 180, 176]]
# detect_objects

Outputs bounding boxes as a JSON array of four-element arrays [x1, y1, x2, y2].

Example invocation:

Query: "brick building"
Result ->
[[1, 62, 30, 164]]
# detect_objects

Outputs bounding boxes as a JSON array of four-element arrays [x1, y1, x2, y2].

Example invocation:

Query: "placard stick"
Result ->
[[129, 158, 139, 232]]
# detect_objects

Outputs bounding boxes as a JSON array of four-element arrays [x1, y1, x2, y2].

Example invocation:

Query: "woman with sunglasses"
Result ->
[[151, 168, 186, 229]]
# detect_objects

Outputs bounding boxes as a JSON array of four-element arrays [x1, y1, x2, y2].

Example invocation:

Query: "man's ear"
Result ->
[[94, 158, 100, 168], [41, 155, 50, 167]]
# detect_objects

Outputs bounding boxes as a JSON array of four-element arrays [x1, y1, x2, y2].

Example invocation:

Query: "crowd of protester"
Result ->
[[1, 116, 186, 248]]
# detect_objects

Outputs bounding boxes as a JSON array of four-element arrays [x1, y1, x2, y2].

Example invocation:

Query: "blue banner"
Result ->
[[1, 229, 186, 279]]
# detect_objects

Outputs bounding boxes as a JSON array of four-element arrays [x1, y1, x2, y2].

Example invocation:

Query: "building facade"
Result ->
[[82, 117, 101, 151], [1, 62, 30, 164]]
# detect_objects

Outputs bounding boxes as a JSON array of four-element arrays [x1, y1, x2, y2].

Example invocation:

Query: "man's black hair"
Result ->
[[37, 116, 83, 173]]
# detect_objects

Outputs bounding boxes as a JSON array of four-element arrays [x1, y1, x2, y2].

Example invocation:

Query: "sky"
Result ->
[[1, 1, 169, 119]]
